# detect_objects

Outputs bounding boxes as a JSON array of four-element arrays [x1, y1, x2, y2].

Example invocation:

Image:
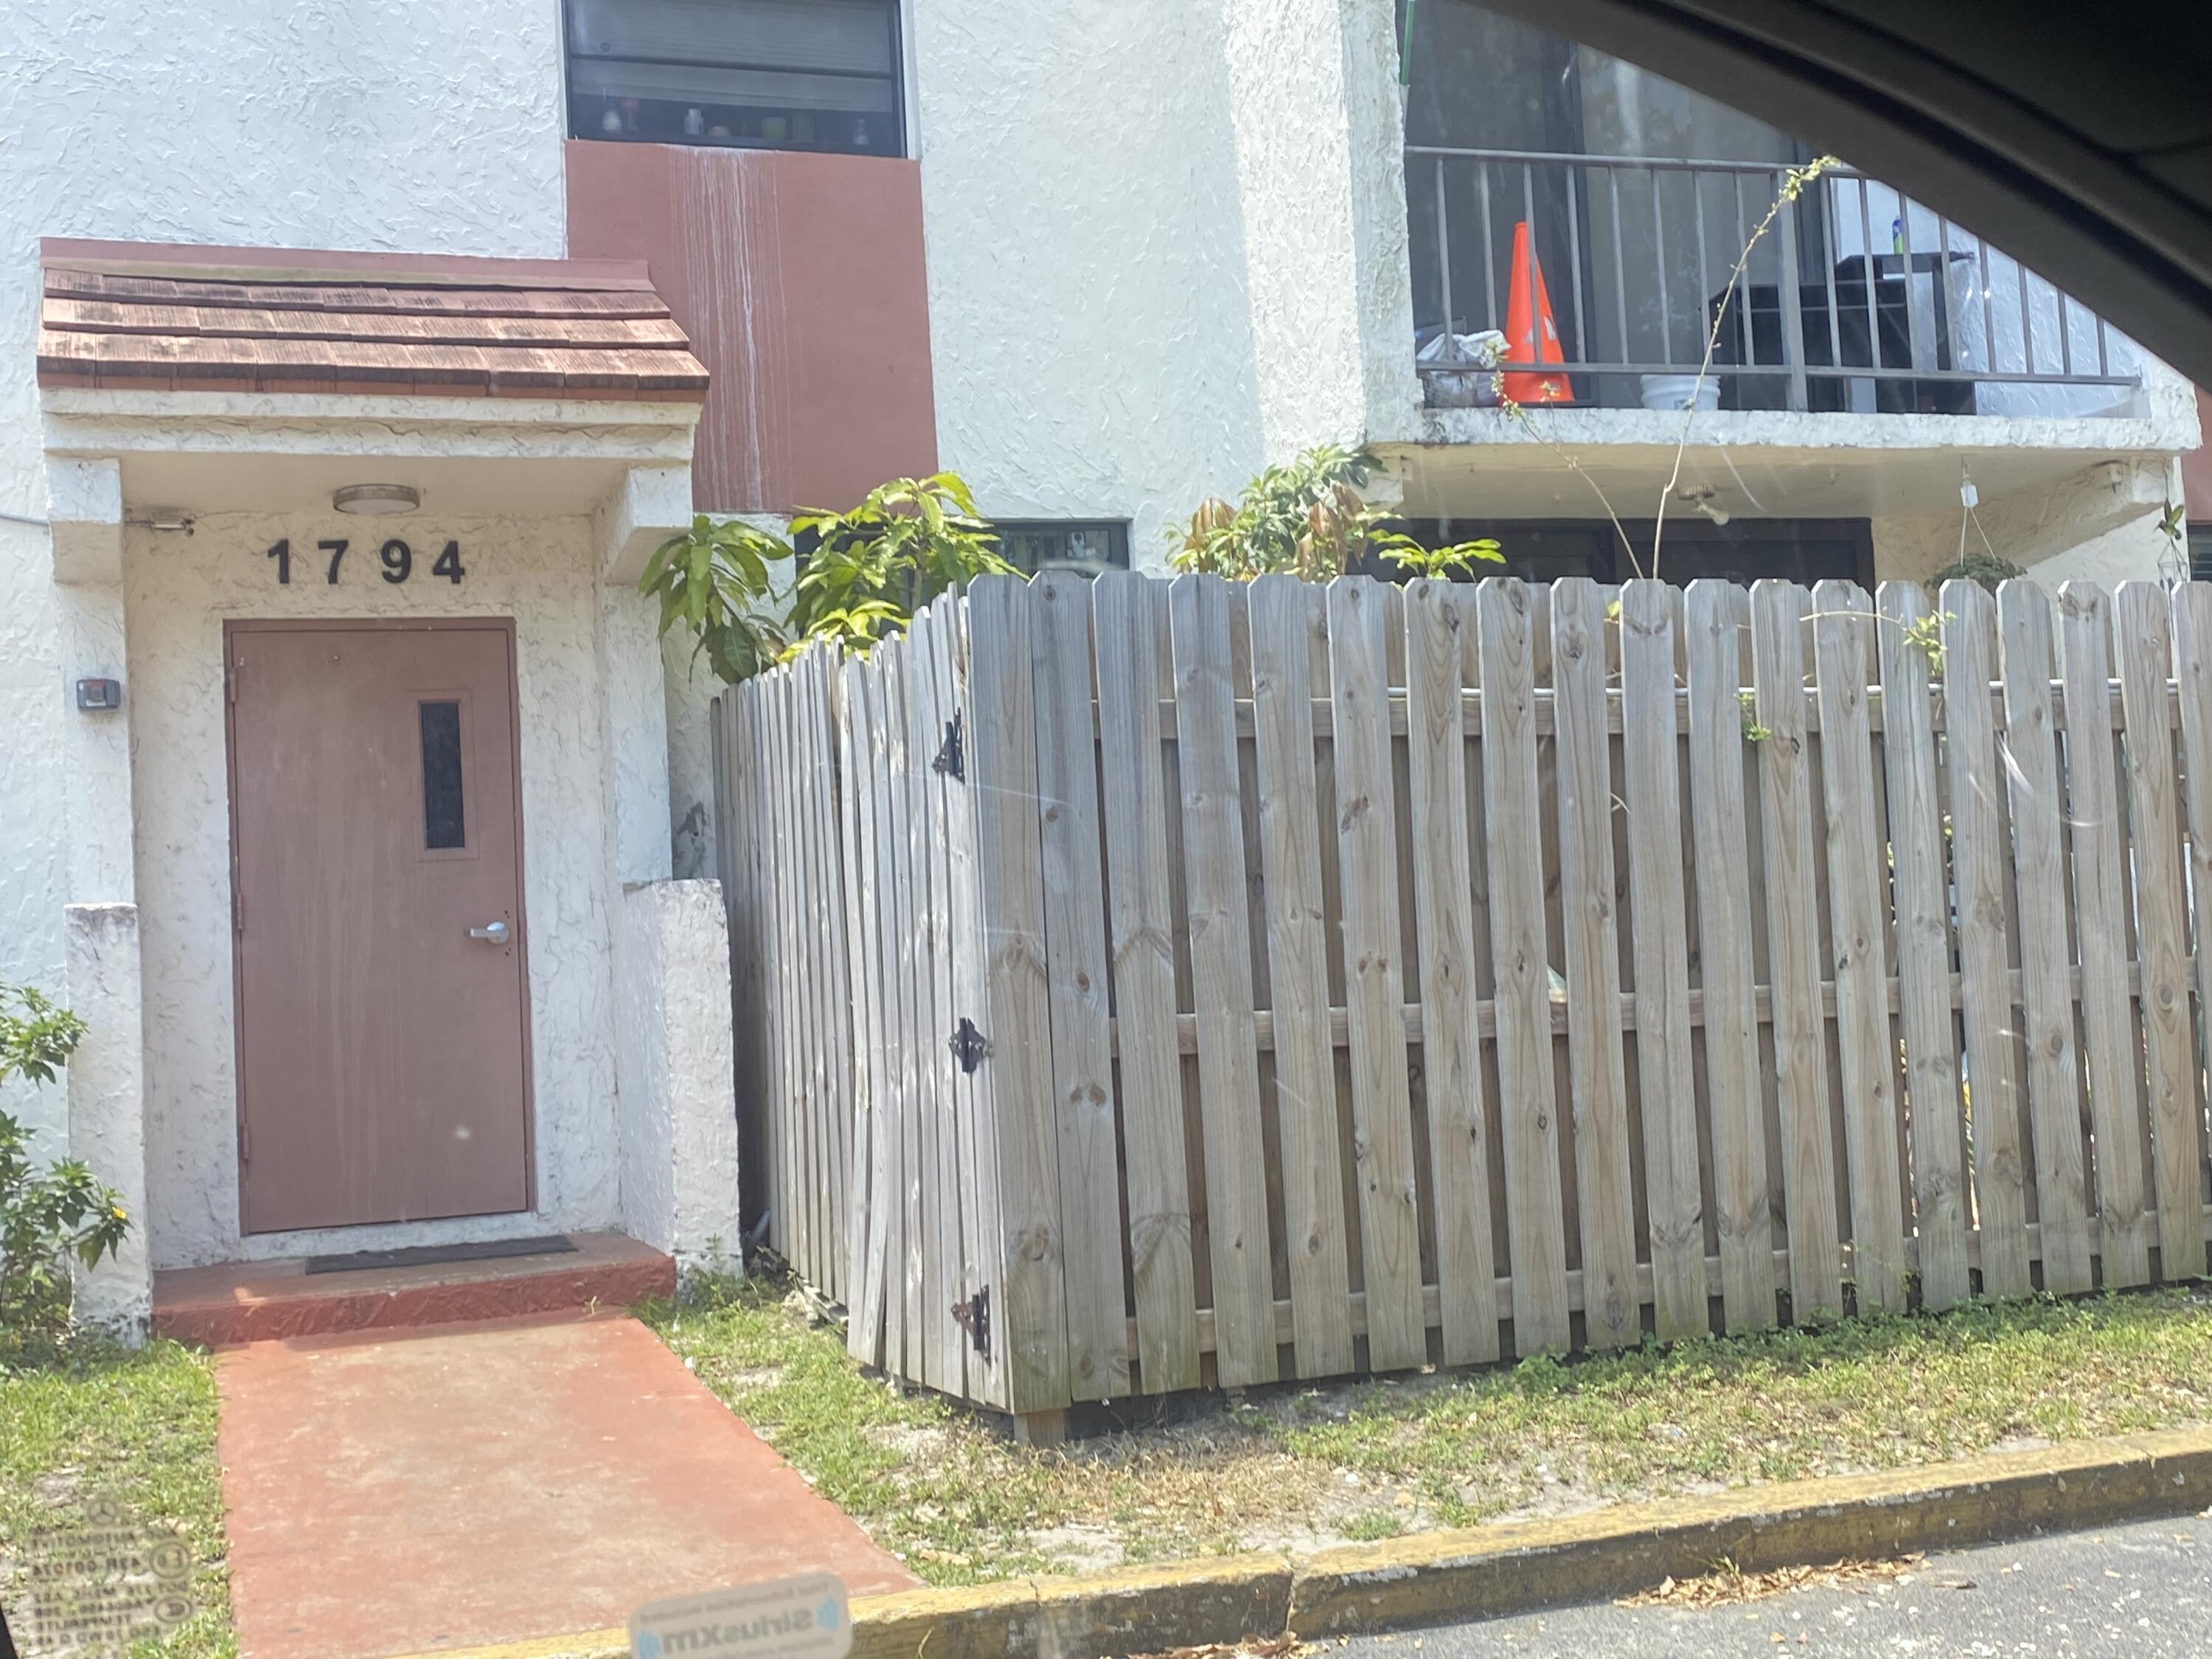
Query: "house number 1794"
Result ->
[[264, 538, 465, 585]]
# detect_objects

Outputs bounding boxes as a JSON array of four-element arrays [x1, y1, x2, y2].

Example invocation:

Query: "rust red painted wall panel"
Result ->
[[2184, 387, 2212, 521], [566, 141, 939, 514]]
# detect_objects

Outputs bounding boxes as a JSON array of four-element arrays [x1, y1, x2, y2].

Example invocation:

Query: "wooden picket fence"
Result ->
[[713, 571, 2212, 1430]]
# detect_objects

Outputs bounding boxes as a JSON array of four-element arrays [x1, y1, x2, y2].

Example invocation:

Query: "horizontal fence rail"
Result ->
[[1407, 148, 2140, 415], [716, 574, 2212, 1425]]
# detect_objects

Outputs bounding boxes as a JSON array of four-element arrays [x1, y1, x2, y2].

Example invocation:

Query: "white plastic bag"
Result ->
[[1419, 328, 1507, 408]]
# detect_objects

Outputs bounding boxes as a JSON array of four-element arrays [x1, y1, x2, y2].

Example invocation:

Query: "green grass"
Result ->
[[1338, 1509, 1410, 1542], [1272, 1289, 2212, 1529], [649, 1277, 2212, 1585], [0, 1336, 234, 1658], [643, 1279, 1074, 1582]]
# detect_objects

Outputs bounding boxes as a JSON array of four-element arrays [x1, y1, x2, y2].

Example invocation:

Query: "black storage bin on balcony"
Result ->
[[1709, 253, 1976, 414]]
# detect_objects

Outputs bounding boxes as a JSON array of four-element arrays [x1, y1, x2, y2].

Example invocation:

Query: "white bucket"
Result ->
[[1639, 374, 1719, 412]]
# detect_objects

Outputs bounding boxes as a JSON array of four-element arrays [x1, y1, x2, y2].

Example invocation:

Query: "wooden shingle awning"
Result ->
[[36, 240, 709, 400]]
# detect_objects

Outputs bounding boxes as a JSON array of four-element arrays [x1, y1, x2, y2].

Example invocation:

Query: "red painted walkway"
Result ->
[[215, 1311, 915, 1659]]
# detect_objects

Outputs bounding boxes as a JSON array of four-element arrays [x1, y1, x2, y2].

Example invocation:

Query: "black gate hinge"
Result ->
[[953, 1284, 990, 1360], [949, 1015, 990, 1074], [932, 711, 964, 781]]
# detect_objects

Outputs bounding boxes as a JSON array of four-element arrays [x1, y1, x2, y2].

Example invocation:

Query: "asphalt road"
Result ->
[[1331, 1510, 2212, 1657]]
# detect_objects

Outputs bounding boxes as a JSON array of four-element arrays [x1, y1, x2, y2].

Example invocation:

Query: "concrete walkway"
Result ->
[[215, 1310, 915, 1659]]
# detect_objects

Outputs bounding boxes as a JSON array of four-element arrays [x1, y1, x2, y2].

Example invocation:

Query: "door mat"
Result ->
[[304, 1234, 578, 1275]]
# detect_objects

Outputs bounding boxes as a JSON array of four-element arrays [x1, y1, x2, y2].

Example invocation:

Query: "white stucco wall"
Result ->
[[614, 879, 742, 1267], [1871, 456, 2186, 586], [1, 0, 569, 1148], [663, 632, 723, 880], [909, 0, 1433, 560], [1222, 0, 1420, 463], [63, 902, 150, 1333], [911, 0, 1267, 561], [124, 511, 632, 1267]]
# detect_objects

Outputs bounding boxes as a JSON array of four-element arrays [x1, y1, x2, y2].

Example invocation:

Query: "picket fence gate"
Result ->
[[712, 571, 2212, 1432]]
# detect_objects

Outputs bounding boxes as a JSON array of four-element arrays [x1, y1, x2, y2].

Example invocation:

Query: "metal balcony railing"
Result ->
[[1406, 147, 2144, 417]]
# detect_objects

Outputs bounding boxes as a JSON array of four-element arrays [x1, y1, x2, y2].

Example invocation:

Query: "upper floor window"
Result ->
[[990, 521, 1130, 577], [566, 0, 904, 157]]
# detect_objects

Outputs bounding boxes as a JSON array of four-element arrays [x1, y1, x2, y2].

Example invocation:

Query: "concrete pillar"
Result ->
[[595, 467, 739, 1263], [1221, 0, 1422, 458], [613, 879, 742, 1270], [64, 903, 152, 1336], [49, 456, 151, 1333], [52, 460, 136, 906]]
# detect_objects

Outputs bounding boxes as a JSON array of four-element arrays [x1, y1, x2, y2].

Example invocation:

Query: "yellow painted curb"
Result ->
[[392, 1424, 2212, 1659], [1290, 1422, 2212, 1634], [1027, 1552, 1292, 1659], [848, 1576, 1045, 1659]]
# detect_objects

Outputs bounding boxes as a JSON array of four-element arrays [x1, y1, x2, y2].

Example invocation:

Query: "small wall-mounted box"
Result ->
[[75, 677, 122, 711]]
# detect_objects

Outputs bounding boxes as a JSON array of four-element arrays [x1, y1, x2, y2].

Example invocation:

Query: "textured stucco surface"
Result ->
[[1223, 0, 1419, 462], [1, 0, 567, 1155], [615, 880, 741, 1266], [1871, 457, 2183, 585], [1405, 393, 2199, 463], [908, 0, 1433, 557], [63, 902, 150, 1334], [125, 512, 629, 1268], [663, 631, 723, 881], [911, 0, 1267, 560]]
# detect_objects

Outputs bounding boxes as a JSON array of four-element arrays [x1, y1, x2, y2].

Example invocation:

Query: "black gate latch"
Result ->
[[953, 1284, 990, 1359], [949, 1016, 990, 1074], [932, 712, 964, 780]]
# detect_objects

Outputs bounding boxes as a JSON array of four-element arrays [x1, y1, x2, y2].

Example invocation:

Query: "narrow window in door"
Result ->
[[420, 700, 467, 849]]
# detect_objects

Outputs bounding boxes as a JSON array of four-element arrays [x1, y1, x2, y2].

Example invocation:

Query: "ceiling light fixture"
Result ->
[[333, 483, 422, 515]]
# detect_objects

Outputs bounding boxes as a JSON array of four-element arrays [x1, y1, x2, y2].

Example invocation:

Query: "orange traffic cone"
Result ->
[[1502, 220, 1573, 404]]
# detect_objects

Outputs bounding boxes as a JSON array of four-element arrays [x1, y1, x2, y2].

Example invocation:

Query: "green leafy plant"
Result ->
[[1370, 531, 1505, 582], [1, 984, 130, 1335], [1902, 609, 1952, 673], [641, 474, 1016, 684], [1172, 443, 1503, 582], [639, 515, 794, 684], [1737, 689, 1772, 745], [787, 474, 1015, 655], [1927, 552, 2024, 594], [1172, 442, 1377, 582]]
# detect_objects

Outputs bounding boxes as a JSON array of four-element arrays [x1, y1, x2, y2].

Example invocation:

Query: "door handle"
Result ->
[[468, 921, 512, 945]]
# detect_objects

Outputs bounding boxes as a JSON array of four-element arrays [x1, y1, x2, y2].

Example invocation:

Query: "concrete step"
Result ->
[[151, 1231, 675, 1347]]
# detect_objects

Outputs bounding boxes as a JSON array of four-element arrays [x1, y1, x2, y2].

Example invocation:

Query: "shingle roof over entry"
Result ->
[[35, 240, 709, 400]]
